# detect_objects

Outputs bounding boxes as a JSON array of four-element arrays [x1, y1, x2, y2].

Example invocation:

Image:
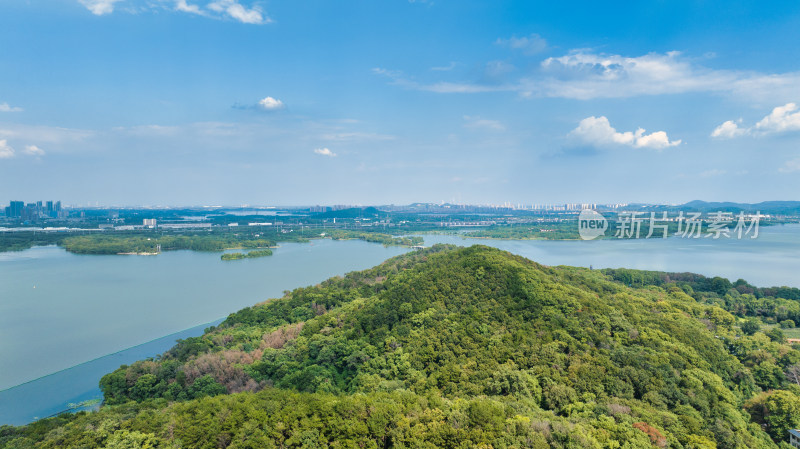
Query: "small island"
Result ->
[[221, 249, 273, 261]]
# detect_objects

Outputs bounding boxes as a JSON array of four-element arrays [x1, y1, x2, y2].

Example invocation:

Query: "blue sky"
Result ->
[[2, 1, 800, 206]]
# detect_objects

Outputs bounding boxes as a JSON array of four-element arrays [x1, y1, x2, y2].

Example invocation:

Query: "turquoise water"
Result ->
[[0, 320, 222, 426], [2, 225, 800, 425]]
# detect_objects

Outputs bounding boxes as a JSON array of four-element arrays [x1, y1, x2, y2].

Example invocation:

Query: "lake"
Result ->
[[2, 224, 799, 425], [0, 240, 409, 391], [425, 223, 800, 288]]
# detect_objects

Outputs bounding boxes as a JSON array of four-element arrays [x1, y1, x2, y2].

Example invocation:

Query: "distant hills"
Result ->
[[678, 200, 800, 214], [311, 206, 388, 219]]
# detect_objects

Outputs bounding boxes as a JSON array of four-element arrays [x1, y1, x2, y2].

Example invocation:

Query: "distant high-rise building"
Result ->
[[143, 219, 157, 228], [5, 199, 65, 220], [5, 201, 24, 218], [22, 203, 41, 221]]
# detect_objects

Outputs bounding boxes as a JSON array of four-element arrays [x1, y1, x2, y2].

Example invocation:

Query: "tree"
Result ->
[[745, 390, 800, 441], [742, 318, 761, 336]]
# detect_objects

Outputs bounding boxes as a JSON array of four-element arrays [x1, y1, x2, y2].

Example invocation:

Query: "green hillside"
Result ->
[[4, 245, 800, 448]]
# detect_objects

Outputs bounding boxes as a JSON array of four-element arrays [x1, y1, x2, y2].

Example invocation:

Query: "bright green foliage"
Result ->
[[5, 245, 800, 448]]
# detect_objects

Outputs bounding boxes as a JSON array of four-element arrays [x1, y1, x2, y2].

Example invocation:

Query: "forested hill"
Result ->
[[5, 245, 800, 448]]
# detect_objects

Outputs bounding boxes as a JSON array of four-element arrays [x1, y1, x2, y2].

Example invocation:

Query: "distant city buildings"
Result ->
[[529, 203, 597, 211], [143, 219, 157, 228], [4, 200, 65, 220]]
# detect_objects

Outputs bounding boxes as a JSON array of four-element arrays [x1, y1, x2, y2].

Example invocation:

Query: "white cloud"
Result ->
[[313, 147, 336, 157], [534, 50, 737, 100], [208, 0, 270, 24], [24, 145, 45, 156], [463, 115, 505, 131], [496, 33, 547, 55], [710, 120, 746, 138], [0, 102, 23, 113], [175, 0, 203, 14], [377, 49, 800, 103], [79, 0, 272, 24], [533, 51, 800, 101], [0, 140, 14, 158], [78, 0, 122, 15], [779, 158, 800, 173], [712, 103, 800, 138], [569, 116, 681, 150], [754, 103, 800, 134], [258, 96, 285, 110]]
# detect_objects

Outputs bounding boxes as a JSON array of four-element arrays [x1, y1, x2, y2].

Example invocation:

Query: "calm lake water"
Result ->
[[0, 240, 409, 391], [1, 224, 799, 425], [425, 223, 800, 288]]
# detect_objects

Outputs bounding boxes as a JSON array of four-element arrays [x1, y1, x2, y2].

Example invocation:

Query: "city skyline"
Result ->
[[2, 1, 800, 205]]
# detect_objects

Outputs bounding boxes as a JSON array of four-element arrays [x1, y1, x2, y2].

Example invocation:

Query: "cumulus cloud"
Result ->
[[496, 33, 547, 55], [258, 96, 285, 110], [313, 147, 336, 157], [710, 120, 746, 138], [712, 103, 800, 138], [779, 158, 800, 173], [569, 116, 681, 150], [0, 102, 23, 113], [463, 115, 505, 131], [78, 0, 121, 15], [208, 0, 270, 24], [754, 103, 800, 134], [0, 140, 14, 158], [24, 145, 45, 156]]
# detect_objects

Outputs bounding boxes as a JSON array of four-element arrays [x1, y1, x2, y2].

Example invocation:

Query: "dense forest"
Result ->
[[4, 245, 800, 448]]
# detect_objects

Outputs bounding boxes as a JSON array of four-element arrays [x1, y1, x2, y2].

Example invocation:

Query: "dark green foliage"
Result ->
[[61, 233, 275, 255], [221, 249, 273, 260], [0, 232, 67, 252], [743, 318, 761, 335], [326, 229, 423, 247]]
